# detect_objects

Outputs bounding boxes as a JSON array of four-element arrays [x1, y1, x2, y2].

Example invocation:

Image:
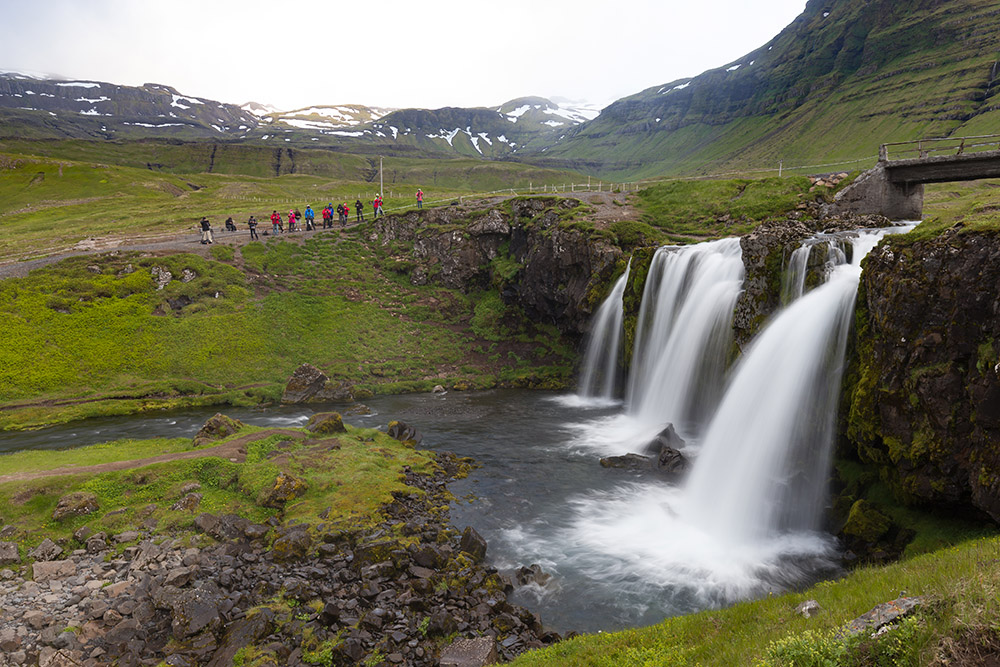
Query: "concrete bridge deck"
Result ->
[[826, 135, 1000, 220]]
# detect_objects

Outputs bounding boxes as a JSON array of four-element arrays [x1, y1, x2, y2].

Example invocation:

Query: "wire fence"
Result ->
[[0, 154, 884, 268], [213, 154, 881, 216]]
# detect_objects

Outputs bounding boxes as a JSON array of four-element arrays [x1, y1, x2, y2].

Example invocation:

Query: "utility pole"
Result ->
[[379, 156, 384, 197]]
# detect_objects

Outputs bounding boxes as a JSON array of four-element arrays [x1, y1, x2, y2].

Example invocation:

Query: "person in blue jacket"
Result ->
[[304, 205, 315, 231]]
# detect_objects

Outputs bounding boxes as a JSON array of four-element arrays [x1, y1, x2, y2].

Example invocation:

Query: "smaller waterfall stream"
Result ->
[[576, 263, 630, 402]]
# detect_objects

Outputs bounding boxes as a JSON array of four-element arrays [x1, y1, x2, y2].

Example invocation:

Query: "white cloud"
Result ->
[[0, 0, 807, 110]]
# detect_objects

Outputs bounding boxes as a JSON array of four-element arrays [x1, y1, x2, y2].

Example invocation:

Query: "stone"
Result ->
[[150, 266, 172, 290], [112, 530, 140, 544], [387, 420, 423, 445], [52, 493, 99, 521], [305, 412, 346, 434], [796, 599, 821, 618], [281, 363, 353, 403], [643, 424, 686, 455], [270, 527, 312, 561], [842, 500, 893, 543], [842, 596, 923, 636], [28, 537, 62, 560], [599, 453, 651, 470], [514, 564, 551, 587], [427, 610, 459, 637], [72, 526, 92, 543], [192, 413, 244, 447], [164, 566, 196, 588], [260, 472, 308, 508], [459, 526, 487, 563], [32, 560, 77, 583], [171, 493, 203, 512], [0, 541, 19, 565], [85, 533, 107, 554], [656, 446, 689, 476], [439, 636, 498, 666]]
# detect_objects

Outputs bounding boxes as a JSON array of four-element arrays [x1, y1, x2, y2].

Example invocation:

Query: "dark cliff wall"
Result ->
[[845, 226, 1000, 521], [368, 197, 623, 336]]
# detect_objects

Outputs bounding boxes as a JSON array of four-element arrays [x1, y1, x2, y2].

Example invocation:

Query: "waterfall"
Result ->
[[577, 263, 631, 401], [519, 225, 918, 624], [780, 244, 812, 304], [781, 237, 851, 305], [682, 227, 910, 542], [626, 238, 744, 438]]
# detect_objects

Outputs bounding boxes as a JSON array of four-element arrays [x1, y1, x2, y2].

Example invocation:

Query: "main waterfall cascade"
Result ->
[[626, 238, 744, 438], [530, 224, 916, 626]]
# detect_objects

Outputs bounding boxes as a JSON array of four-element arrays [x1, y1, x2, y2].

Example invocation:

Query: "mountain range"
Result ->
[[2, 0, 998, 180]]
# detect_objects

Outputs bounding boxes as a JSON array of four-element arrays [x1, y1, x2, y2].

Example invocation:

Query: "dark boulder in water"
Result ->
[[599, 453, 651, 471]]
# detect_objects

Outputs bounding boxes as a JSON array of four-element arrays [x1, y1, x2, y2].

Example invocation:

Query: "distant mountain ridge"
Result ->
[[0, 72, 600, 159], [537, 0, 1000, 178], [3, 0, 999, 180]]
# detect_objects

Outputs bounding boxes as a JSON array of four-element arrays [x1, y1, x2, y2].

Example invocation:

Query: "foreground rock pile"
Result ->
[[0, 455, 560, 666]]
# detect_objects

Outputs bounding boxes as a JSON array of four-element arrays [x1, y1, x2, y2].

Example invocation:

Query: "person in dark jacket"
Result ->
[[248, 215, 259, 240], [355, 199, 365, 222], [200, 217, 213, 244]]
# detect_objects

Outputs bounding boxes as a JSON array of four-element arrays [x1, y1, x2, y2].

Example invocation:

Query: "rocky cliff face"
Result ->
[[733, 212, 891, 349], [369, 197, 623, 336], [846, 226, 1000, 521]]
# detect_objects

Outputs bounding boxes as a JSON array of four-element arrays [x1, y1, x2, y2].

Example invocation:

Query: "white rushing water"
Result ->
[[576, 263, 631, 404], [626, 238, 744, 438], [535, 225, 914, 616]]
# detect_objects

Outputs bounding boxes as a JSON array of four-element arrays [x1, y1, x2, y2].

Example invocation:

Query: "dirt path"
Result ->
[[0, 192, 640, 280], [0, 428, 306, 484]]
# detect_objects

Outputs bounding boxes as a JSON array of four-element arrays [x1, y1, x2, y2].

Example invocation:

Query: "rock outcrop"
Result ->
[[846, 226, 1000, 521], [191, 413, 245, 447], [733, 214, 892, 348], [281, 363, 354, 404], [370, 197, 623, 336], [0, 456, 559, 666]]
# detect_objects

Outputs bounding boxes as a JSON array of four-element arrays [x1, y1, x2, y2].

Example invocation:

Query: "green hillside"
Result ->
[[535, 0, 1000, 179]]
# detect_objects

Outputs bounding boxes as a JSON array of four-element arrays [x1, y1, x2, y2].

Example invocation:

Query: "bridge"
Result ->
[[825, 134, 1000, 220]]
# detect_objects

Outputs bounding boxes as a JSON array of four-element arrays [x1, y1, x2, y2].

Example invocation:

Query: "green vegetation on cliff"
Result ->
[[0, 228, 574, 429]]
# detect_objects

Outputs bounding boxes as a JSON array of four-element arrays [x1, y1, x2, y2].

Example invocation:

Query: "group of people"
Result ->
[[198, 190, 420, 243]]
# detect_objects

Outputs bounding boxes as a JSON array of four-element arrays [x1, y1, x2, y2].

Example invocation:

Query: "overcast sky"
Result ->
[[1, 0, 806, 111]]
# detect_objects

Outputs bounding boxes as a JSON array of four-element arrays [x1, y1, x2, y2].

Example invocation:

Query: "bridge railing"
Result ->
[[880, 134, 1000, 161]]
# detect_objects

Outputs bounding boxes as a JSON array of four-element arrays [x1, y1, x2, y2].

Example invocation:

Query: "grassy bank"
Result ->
[[0, 419, 436, 556], [512, 534, 1000, 666], [0, 227, 574, 430]]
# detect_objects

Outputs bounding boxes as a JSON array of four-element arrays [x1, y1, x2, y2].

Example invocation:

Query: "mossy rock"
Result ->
[[260, 473, 309, 508], [192, 413, 245, 447], [843, 499, 893, 543], [306, 412, 346, 435], [52, 492, 99, 522]]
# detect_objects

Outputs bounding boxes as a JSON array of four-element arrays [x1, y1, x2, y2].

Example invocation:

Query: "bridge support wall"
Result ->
[[823, 163, 924, 221]]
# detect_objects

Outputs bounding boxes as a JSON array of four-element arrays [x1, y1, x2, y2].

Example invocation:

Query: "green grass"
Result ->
[[0, 437, 195, 475], [0, 421, 436, 557], [513, 535, 1000, 666], [634, 176, 815, 240], [0, 215, 577, 429]]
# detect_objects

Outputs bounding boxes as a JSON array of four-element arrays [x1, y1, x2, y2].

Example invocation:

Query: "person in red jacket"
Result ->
[[341, 203, 350, 228], [270, 210, 282, 234], [416, 189, 424, 209]]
